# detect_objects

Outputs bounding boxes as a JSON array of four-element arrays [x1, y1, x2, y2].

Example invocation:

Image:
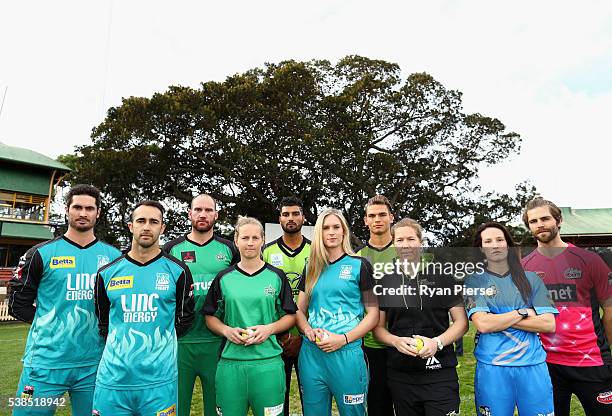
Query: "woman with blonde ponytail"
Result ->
[[296, 209, 379, 416]]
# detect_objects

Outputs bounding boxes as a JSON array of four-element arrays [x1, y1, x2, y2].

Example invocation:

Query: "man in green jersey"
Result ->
[[94, 200, 195, 415], [357, 195, 395, 416], [204, 216, 297, 416], [163, 194, 239, 416], [9, 185, 121, 416], [262, 197, 311, 416]]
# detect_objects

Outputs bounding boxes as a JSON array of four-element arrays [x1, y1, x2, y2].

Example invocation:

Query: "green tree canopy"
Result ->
[[59, 56, 535, 247]]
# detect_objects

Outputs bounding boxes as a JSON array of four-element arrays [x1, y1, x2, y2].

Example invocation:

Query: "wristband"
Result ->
[[343, 334, 349, 344]]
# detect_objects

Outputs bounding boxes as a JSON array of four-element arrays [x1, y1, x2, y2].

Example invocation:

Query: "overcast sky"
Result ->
[[1, 1, 610, 208]]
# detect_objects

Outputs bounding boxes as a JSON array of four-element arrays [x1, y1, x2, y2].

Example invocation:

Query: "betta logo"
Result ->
[[108, 276, 134, 291], [50, 256, 76, 269]]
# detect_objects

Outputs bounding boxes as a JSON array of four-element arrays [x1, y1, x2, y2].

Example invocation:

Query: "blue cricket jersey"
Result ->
[[465, 270, 558, 366], [94, 251, 194, 390], [8, 236, 121, 369], [298, 254, 375, 340]]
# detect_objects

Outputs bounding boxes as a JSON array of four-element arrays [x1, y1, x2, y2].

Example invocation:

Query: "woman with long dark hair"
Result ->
[[466, 222, 557, 416]]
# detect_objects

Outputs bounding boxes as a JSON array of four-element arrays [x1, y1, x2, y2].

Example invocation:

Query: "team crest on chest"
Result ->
[[563, 267, 582, 280], [216, 253, 227, 262], [339, 265, 353, 280], [264, 284, 276, 297], [156, 273, 170, 291], [270, 253, 284, 267]]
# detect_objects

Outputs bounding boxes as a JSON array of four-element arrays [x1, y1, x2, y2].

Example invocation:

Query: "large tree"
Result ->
[[59, 56, 534, 247]]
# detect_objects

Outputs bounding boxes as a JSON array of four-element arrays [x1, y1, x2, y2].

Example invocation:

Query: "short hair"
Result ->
[[365, 195, 393, 216], [522, 197, 562, 227], [279, 196, 303, 213], [65, 184, 101, 209], [132, 200, 165, 221], [191, 194, 217, 210], [234, 216, 265, 240], [391, 218, 423, 241]]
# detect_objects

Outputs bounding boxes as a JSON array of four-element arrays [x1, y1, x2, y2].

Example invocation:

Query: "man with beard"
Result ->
[[94, 200, 194, 414], [163, 194, 239, 416], [357, 195, 395, 416], [521, 197, 612, 415], [9, 184, 121, 416], [263, 196, 311, 416]]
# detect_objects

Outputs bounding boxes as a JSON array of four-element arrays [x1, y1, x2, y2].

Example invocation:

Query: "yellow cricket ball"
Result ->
[[415, 338, 424, 351]]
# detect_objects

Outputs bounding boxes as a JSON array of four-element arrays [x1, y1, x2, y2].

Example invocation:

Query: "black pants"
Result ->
[[547, 363, 612, 416], [388, 378, 460, 416], [282, 352, 303, 416], [364, 346, 394, 416]]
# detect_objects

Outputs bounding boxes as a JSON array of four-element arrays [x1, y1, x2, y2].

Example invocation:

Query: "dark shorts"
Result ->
[[387, 378, 459, 416], [547, 363, 612, 416]]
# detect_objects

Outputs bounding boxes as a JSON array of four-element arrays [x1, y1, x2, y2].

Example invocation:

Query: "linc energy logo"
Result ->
[[108, 276, 134, 291], [50, 256, 76, 269]]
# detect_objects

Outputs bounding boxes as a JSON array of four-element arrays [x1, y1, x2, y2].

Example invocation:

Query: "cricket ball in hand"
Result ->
[[315, 332, 329, 343], [241, 329, 254, 338], [415, 338, 424, 352]]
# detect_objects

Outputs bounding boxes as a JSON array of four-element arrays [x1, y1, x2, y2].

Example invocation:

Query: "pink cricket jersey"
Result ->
[[521, 244, 612, 367]]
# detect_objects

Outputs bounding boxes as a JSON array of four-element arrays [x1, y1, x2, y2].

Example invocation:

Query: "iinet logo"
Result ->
[[425, 356, 442, 370]]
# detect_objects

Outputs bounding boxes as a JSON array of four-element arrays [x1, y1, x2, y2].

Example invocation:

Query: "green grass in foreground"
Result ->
[[0, 323, 585, 415]]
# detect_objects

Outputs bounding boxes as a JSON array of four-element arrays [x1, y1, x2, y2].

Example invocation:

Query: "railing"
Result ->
[[0, 268, 17, 321], [0, 206, 45, 222]]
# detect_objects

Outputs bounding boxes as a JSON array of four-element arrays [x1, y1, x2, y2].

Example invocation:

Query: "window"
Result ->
[[0, 190, 47, 222]]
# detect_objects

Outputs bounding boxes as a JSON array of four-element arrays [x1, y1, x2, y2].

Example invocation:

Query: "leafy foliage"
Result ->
[[59, 56, 535, 246]]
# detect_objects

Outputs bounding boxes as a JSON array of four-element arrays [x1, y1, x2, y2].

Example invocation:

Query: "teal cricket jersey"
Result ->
[[162, 234, 238, 343], [298, 254, 375, 339], [8, 236, 121, 369], [357, 241, 396, 348], [203, 263, 297, 360], [94, 252, 195, 389], [263, 236, 310, 335]]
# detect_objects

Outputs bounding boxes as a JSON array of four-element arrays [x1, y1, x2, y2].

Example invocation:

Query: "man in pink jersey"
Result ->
[[521, 197, 612, 415]]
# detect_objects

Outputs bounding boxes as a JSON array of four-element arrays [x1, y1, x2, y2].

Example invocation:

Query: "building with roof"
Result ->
[[560, 207, 612, 247], [0, 142, 70, 271]]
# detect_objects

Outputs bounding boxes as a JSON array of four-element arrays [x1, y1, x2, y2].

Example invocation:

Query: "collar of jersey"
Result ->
[[485, 268, 510, 278], [185, 234, 215, 247], [277, 236, 309, 258], [236, 263, 267, 277], [62, 235, 98, 250], [125, 251, 163, 267], [328, 253, 347, 265], [366, 240, 393, 252]]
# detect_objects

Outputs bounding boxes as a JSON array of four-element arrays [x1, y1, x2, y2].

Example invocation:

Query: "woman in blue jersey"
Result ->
[[296, 208, 379, 416], [466, 222, 558, 416]]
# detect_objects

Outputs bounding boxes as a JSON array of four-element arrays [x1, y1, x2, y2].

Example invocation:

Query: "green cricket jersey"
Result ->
[[203, 263, 297, 361], [357, 241, 396, 349], [163, 234, 239, 344], [262, 237, 310, 296]]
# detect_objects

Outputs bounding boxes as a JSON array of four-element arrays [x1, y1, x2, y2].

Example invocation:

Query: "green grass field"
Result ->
[[0, 323, 584, 415]]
